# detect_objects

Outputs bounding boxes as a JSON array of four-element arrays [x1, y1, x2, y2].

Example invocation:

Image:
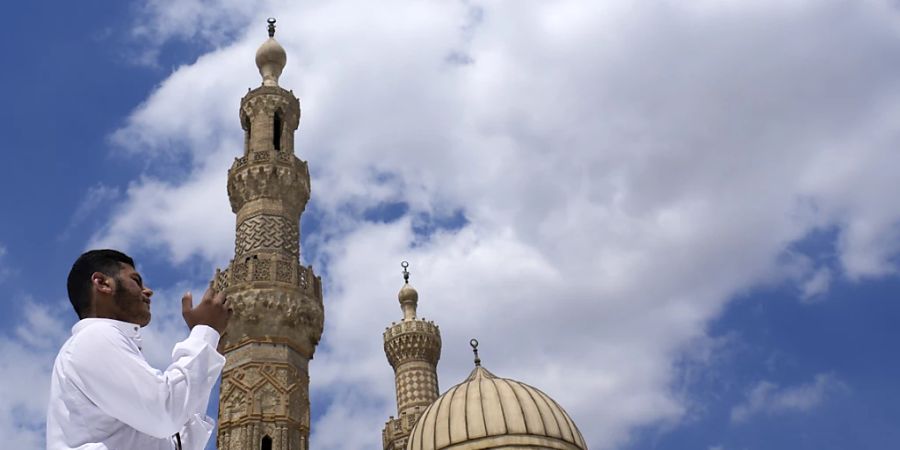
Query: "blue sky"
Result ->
[[1, 1, 899, 449]]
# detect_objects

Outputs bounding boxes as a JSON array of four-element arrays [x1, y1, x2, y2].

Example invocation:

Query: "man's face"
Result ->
[[110, 264, 153, 327]]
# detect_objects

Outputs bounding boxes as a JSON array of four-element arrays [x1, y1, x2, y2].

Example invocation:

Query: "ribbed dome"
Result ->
[[407, 365, 587, 450]]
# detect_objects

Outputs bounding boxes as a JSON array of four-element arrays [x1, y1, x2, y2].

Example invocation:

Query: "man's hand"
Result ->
[[181, 286, 231, 334]]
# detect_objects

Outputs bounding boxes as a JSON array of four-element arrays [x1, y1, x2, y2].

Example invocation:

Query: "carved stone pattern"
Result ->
[[241, 88, 300, 130], [236, 215, 299, 257], [232, 261, 248, 284], [223, 289, 324, 345], [396, 369, 438, 411], [384, 328, 442, 368], [227, 162, 310, 215], [276, 261, 293, 283], [218, 361, 310, 450], [383, 319, 440, 340], [253, 151, 271, 162], [213, 268, 229, 292], [297, 265, 309, 289], [253, 259, 272, 281], [383, 410, 425, 450]]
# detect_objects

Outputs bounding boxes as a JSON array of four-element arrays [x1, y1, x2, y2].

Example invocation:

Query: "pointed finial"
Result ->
[[470, 338, 481, 367], [398, 261, 418, 320], [256, 18, 287, 86]]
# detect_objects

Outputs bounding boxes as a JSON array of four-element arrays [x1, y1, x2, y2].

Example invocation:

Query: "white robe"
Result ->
[[46, 318, 225, 450]]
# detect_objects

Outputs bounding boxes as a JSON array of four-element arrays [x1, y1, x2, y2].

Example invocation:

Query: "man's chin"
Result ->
[[138, 314, 151, 327]]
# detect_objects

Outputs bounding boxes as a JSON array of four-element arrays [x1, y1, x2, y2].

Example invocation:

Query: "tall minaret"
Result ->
[[382, 262, 442, 450], [212, 18, 324, 450]]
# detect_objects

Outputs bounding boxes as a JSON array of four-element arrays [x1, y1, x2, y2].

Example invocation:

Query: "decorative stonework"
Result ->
[[236, 214, 300, 257], [220, 361, 309, 422], [240, 86, 300, 132], [382, 277, 442, 450], [218, 359, 311, 450], [395, 365, 439, 411], [222, 288, 323, 337], [384, 320, 442, 368], [276, 261, 293, 283], [227, 158, 310, 216], [216, 23, 322, 450], [215, 256, 321, 293]]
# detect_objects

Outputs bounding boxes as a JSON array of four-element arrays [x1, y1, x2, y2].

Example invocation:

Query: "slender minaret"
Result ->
[[382, 262, 442, 450], [212, 18, 324, 450]]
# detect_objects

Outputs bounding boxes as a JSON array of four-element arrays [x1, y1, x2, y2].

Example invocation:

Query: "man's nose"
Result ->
[[143, 287, 154, 298]]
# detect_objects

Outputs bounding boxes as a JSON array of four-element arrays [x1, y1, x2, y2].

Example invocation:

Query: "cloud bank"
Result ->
[[82, 0, 900, 448], [730, 373, 846, 423]]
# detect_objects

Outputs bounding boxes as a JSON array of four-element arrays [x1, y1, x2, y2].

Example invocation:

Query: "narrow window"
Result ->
[[273, 112, 282, 151], [261, 435, 272, 450], [242, 114, 252, 154]]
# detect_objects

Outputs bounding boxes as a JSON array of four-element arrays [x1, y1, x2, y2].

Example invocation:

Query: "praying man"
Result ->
[[46, 249, 231, 450]]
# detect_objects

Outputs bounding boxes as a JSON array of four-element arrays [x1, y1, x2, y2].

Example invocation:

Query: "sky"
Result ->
[[0, 0, 899, 449]]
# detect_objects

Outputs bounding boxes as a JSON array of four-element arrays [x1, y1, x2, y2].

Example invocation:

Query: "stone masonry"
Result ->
[[382, 264, 442, 450], [212, 19, 324, 450]]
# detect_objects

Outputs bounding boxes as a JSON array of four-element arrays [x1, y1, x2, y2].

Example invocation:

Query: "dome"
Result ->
[[399, 283, 419, 303], [407, 365, 587, 450], [255, 19, 287, 86], [398, 261, 419, 320], [398, 283, 419, 321]]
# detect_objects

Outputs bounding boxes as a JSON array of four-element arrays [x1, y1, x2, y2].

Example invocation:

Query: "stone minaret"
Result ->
[[382, 262, 442, 450], [212, 18, 324, 450]]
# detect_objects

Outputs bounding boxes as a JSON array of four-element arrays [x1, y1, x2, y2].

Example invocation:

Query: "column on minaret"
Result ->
[[382, 262, 442, 450], [214, 18, 324, 450]]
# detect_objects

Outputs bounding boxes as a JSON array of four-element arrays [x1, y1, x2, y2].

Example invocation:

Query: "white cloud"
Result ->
[[730, 373, 845, 423], [800, 267, 831, 302], [59, 184, 121, 242], [87, 163, 235, 264], [86, 0, 900, 448], [0, 299, 70, 448], [128, 0, 261, 65]]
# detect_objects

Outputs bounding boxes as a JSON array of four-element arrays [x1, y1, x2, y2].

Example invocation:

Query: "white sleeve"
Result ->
[[179, 413, 217, 450], [65, 324, 225, 439]]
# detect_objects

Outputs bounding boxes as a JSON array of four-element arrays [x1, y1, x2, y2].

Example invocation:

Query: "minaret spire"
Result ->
[[256, 17, 287, 87], [398, 261, 418, 320], [383, 261, 441, 450], [401, 260, 410, 283], [470, 338, 481, 367], [214, 19, 322, 450]]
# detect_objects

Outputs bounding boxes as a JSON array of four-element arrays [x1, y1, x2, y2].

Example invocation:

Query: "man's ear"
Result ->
[[91, 272, 114, 295]]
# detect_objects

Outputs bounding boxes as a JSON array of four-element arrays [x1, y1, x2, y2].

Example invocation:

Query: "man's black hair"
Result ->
[[66, 249, 135, 319]]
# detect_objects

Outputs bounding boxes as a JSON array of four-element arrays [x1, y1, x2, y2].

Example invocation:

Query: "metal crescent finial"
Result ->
[[470, 338, 481, 367], [401, 261, 410, 284], [267, 17, 277, 37]]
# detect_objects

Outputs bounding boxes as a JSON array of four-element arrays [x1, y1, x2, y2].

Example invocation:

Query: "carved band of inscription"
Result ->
[[235, 215, 299, 257]]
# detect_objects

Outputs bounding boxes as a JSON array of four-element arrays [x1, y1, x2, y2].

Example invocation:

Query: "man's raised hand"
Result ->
[[181, 286, 231, 334]]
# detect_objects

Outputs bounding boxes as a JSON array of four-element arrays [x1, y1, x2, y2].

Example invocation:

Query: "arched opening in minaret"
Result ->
[[241, 113, 251, 155], [261, 435, 272, 450], [273, 111, 283, 151]]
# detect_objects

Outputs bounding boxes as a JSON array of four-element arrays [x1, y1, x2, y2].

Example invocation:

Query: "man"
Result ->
[[47, 249, 231, 450]]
